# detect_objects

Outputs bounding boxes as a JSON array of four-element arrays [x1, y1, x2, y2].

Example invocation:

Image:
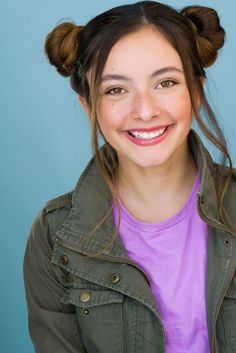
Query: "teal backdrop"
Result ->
[[1, 1, 236, 352]]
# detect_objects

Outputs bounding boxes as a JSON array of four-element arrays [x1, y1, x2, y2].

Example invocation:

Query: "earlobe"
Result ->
[[78, 95, 90, 118], [196, 76, 205, 108], [200, 76, 205, 87]]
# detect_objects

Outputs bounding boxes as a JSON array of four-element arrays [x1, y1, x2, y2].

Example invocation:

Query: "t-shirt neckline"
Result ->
[[114, 174, 200, 232]]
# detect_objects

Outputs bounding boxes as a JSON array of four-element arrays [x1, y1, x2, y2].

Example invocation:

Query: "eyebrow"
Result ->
[[100, 66, 183, 83]]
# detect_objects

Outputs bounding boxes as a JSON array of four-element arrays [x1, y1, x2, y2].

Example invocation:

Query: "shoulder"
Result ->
[[23, 192, 75, 303], [214, 163, 236, 182], [45, 191, 73, 239], [28, 190, 73, 251], [213, 163, 236, 196], [224, 166, 236, 206], [222, 166, 236, 187], [215, 164, 236, 227], [45, 190, 73, 214]]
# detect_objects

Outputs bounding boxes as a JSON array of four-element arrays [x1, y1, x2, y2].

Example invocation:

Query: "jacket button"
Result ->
[[80, 292, 91, 302], [60, 255, 69, 265], [83, 309, 90, 315], [224, 238, 230, 246], [111, 273, 120, 284]]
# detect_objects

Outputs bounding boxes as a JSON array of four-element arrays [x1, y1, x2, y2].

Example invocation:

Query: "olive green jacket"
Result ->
[[24, 130, 236, 353]]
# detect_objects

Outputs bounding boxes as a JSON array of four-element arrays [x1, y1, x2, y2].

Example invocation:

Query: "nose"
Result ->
[[131, 90, 160, 122]]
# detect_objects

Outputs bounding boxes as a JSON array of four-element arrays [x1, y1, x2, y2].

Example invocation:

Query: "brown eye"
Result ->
[[106, 87, 125, 95], [159, 80, 177, 88]]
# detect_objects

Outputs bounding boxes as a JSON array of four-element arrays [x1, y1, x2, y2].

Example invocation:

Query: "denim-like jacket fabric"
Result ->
[[24, 129, 236, 353]]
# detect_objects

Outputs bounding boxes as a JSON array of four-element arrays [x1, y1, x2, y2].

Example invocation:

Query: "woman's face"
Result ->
[[82, 26, 194, 170]]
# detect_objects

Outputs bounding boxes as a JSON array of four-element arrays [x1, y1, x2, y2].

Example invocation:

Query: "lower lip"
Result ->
[[125, 126, 171, 146]]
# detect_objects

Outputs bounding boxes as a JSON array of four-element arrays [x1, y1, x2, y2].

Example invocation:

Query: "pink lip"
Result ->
[[126, 125, 169, 132], [124, 125, 171, 147]]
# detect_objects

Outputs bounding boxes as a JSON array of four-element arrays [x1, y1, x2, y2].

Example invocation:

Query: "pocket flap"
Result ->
[[61, 288, 124, 308]]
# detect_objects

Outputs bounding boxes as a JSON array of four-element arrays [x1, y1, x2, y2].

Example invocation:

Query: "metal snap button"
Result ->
[[224, 238, 230, 246], [111, 273, 120, 284], [83, 309, 90, 316], [60, 255, 69, 265], [80, 292, 91, 303]]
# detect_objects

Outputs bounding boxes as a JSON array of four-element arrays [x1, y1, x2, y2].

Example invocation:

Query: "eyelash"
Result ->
[[105, 79, 178, 95]]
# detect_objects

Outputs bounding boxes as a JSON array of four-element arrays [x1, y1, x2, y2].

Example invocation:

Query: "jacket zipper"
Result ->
[[55, 235, 167, 352], [197, 194, 236, 353]]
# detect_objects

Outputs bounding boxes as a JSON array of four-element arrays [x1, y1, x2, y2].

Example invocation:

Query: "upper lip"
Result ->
[[126, 125, 169, 132]]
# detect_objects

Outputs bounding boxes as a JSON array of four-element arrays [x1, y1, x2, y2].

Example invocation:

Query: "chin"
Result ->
[[135, 157, 168, 169]]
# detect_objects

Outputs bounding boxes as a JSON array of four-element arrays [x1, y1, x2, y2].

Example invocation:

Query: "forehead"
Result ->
[[102, 26, 183, 75]]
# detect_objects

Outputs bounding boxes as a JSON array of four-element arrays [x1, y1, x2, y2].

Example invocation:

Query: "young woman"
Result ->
[[23, 1, 236, 353]]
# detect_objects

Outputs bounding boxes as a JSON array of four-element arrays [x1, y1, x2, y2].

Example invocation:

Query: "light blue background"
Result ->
[[1, 1, 236, 352]]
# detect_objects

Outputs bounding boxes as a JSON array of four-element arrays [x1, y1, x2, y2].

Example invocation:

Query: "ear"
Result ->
[[78, 95, 90, 118]]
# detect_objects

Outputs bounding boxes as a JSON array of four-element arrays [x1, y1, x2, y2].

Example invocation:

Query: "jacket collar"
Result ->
[[56, 129, 226, 258]]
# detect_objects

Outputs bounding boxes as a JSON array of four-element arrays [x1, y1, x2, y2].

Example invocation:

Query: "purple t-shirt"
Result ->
[[112, 175, 210, 353]]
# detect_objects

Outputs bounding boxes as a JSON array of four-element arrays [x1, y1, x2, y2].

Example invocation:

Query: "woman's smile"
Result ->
[[124, 125, 171, 146]]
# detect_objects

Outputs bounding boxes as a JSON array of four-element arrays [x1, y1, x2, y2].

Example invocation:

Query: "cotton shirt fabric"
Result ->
[[112, 175, 210, 353]]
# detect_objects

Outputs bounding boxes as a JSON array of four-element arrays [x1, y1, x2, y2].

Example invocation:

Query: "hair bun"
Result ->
[[181, 6, 225, 68], [44, 22, 83, 77]]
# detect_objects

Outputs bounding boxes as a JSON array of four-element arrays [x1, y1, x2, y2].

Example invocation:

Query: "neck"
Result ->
[[116, 142, 197, 212]]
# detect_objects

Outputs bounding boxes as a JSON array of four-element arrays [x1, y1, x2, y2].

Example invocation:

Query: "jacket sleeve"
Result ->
[[23, 208, 86, 353]]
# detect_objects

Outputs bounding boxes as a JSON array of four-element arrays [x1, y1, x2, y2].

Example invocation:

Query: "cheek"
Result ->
[[97, 101, 127, 129], [97, 101, 111, 128], [169, 92, 192, 122], [97, 104, 117, 139]]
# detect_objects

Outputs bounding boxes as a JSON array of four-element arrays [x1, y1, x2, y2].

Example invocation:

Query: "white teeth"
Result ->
[[130, 128, 166, 139]]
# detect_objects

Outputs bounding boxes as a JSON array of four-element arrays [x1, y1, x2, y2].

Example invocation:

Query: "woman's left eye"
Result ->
[[157, 80, 177, 89]]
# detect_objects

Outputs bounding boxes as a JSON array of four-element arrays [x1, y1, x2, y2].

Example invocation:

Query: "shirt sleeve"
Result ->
[[23, 208, 86, 353]]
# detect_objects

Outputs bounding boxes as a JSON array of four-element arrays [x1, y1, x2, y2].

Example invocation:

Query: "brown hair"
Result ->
[[44, 1, 234, 249]]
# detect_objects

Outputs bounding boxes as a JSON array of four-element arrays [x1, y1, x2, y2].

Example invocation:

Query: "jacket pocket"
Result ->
[[61, 286, 124, 353], [221, 271, 236, 349]]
